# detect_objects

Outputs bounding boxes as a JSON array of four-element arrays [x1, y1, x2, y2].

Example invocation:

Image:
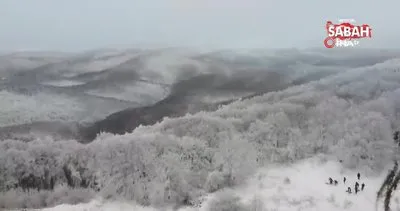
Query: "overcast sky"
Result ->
[[1, 0, 398, 51]]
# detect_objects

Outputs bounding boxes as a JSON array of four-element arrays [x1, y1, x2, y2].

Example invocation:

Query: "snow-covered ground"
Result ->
[[1, 48, 400, 211], [60, 52, 140, 78], [31, 158, 398, 211], [0, 90, 133, 126], [0, 51, 70, 75], [84, 81, 170, 104], [0, 90, 85, 126], [198, 92, 254, 104], [41, 80, 86, 87]]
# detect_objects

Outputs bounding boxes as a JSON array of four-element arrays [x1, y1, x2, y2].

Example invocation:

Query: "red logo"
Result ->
[[324, 19, 372, 48]]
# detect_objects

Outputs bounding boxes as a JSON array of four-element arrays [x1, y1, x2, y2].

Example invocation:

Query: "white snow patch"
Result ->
[[0, 52, 71, 74], [199, 92, 253, 103], [41, 80, 86, 87], [73, 54, 135, 73], [61, 53, 139, 77], [38, 50, 142, 78], [85, 81, 169, 104], [0, 91, 85, 126], [230, 158, 387, 211]]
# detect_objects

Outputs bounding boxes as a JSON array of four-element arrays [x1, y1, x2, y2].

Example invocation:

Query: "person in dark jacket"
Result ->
[[355, 182, 359, 194], [334, 180, 338, 185], [361, 183, 365, 191], [329, 177, 333, 184], [346, 187, 352, 194], [343, 177, 347, 184], [357, 173, 361, 180]]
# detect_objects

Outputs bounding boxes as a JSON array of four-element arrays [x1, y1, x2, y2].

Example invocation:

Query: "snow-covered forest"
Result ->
[[1, 48, 400, 210]]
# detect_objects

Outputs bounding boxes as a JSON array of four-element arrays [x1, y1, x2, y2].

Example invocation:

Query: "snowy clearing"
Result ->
[[29, 158, 399, 211]]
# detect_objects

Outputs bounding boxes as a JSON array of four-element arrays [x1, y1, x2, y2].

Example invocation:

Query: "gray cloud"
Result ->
[[1, 0, 397, 51]]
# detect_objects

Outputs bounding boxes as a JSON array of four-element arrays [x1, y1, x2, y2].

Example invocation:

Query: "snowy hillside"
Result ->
[[0, 48, 302, 125], [28, 158, 400, 211], [0, 51, 71, 76], [1, 48, 400, 211]]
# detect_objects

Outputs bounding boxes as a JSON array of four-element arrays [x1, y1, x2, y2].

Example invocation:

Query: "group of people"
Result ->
[[327, 172, 366, 194]]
